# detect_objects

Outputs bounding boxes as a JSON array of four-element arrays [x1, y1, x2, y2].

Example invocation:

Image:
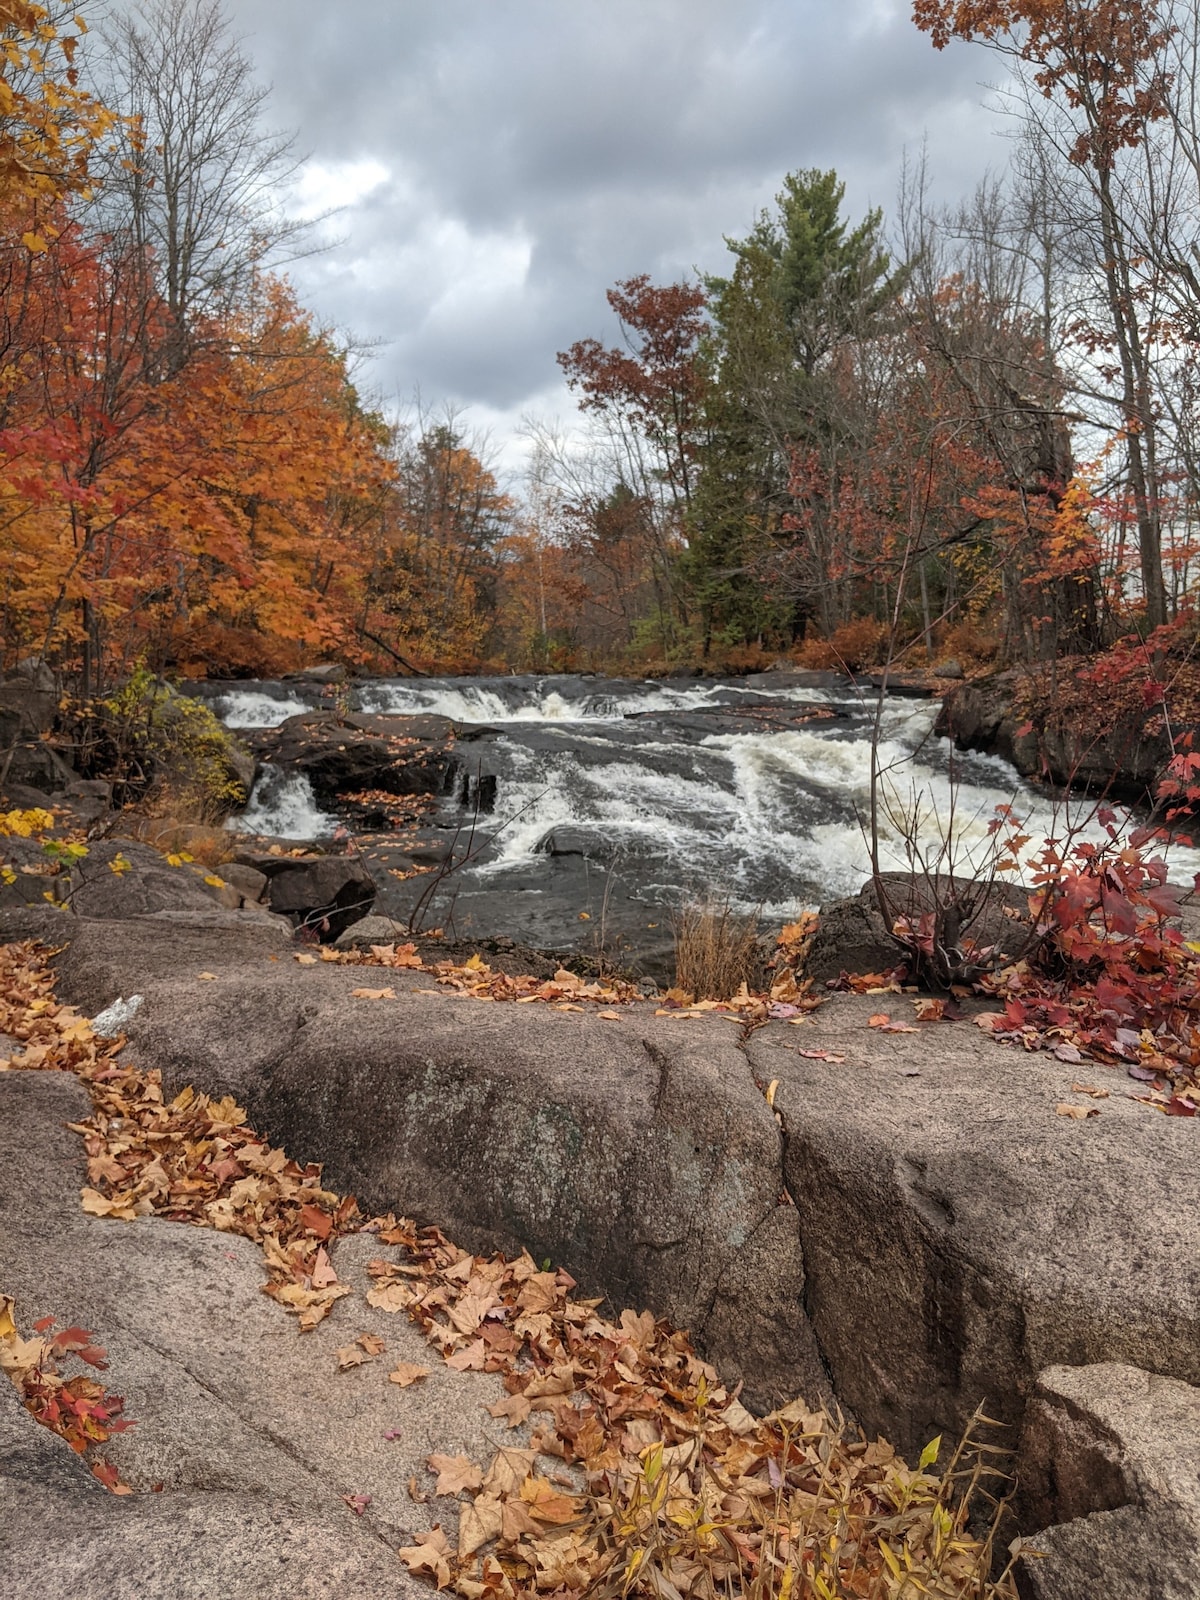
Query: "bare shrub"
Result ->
[[673, 897, 762, 1000]]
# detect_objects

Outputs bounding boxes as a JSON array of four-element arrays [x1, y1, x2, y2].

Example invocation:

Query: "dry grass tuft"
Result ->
[[674, 898, 763, 1001], [113, 813, 235, 869]]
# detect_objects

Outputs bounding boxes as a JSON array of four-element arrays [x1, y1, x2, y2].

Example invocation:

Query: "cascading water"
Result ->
[[230, 766, 336, 839], [210, 674, 1200, 956]]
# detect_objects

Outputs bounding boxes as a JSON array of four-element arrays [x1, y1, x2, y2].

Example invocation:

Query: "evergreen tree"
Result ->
[[686, 169, 907, 642]]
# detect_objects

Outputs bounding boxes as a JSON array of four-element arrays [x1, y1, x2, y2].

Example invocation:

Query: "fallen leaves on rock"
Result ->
[[0, 942, 361, 1333], [0, 941, 1014, 1596], [388, 1362, 431, 1388], [867, 1012, 920, 1034], [0, 1296, 134, 1493], [362, 1217, 1015, 1599]]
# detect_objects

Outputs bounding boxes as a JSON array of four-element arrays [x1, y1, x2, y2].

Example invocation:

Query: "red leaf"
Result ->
[[299, 1203, 333, 1241]]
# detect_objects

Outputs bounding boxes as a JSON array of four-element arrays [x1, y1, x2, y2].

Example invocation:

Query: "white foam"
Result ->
[[229, 769, 335, 840], [353, 678, 832, 724], [212, 691, 313, 729]]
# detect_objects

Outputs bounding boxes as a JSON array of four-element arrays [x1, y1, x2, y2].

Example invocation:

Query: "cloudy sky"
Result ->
[[218, 0, 1005, 471]]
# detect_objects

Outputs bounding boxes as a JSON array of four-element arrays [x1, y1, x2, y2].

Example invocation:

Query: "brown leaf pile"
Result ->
[[365, 1219, 1014, 1600], [298, 943, 644, 1008], [0, 942, 360, 1331]]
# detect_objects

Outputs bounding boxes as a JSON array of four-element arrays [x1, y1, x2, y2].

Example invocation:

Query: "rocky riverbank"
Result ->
[[936, 663, 1199, 809], [2, 855, 1199, 1597]]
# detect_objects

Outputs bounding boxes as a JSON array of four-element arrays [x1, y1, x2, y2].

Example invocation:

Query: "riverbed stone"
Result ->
[[805, 872, 1031, 982], [249, 711, 455, 801], [257, 853, 376, 940]]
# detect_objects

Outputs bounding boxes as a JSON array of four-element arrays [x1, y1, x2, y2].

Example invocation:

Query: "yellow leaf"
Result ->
[[203, 874, 226, 888], [21, 232, 47, 254]]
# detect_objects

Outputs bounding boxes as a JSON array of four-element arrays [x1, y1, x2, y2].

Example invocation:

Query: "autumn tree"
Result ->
[[688, 170, 907, 645], [365, 420, 512, 670], [913, 0, 1176, 629], [90, 0, 303, 372]]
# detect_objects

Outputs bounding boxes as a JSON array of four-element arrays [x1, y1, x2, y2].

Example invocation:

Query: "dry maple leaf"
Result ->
[[351, 986, 397, 1001], [399, 1529, 452, 1588], [428, 1453, 484, 1496], [366, 1280, 417, 1314], [388, 1362, 430, 1388], [334, 1343, 367, 1371], [1055, 1103, 1099, 1119], [1070, 1083, 1110, 1099], [311, 1246, 338, 1288], [458, 1492, 504, 1559], [444, 1338, 486, 1371], [482, 1446, 536, 1499], [487, 1392, 532, 1428], [357, 1332, 386, 1356], [519, 1474, 579, 1524]]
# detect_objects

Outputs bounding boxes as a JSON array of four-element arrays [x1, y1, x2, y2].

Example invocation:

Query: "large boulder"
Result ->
[[68, 840, 240, 921], [934, 670, 1025, 764], [0, 1070, 476, 1599], [937, 667, 1182, 804], [749, 994, 1200, 1462], [1016, 1363, 1200, 1600], [251, 853, 376, 941], [45, 917, 827, 1413], [250, 712, 455, 802]]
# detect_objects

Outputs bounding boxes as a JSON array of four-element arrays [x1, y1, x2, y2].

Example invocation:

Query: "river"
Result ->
[[199, 672, 1200, 969]]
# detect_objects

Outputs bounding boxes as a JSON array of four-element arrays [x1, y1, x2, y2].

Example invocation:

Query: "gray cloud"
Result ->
[[220, 0, 1004, 459]]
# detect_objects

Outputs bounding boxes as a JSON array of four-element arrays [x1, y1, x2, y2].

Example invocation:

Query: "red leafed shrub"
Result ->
[[977, 813, 1200, 1108]]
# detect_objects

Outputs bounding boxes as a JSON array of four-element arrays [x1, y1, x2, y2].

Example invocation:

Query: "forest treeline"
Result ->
[[3, 0, 1200, 684]]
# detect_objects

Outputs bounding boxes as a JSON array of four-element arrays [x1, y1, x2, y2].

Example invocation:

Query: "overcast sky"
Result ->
[[217, 0, 1004, 473]]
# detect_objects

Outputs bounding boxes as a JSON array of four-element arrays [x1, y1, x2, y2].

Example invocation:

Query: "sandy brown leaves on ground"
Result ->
[[0, 941, 1012, 1594], [323, 942, 644, 1009], [364, 1218, 1016, 1600], [0, 942, 361, 1331]]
